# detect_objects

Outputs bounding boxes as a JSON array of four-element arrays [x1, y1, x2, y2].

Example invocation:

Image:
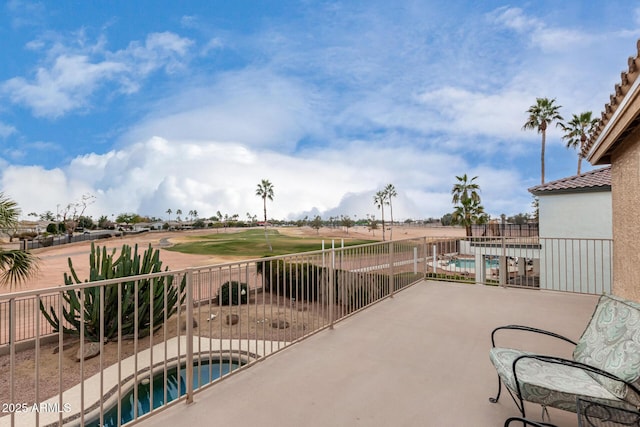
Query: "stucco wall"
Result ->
[[538, 191, 612, 239], [611, 129, 640, 301]]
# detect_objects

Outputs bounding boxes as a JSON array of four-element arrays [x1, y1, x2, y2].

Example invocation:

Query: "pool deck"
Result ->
[[135, 280, 598, 427]]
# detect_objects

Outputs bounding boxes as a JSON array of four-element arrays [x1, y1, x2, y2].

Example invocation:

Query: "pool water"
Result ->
[[88, 360, 240, 427], [450, 258, 500, 269]]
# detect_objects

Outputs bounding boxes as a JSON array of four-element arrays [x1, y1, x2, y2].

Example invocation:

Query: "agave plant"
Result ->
[[40, 243, 185, 342]]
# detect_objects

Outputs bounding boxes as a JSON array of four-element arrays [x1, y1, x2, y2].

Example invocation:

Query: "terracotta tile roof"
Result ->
[[583, 40, 640, 159], [528, 166, 611, 195]]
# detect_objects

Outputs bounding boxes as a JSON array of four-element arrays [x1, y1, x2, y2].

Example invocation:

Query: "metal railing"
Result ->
[[423, 236, 612, 294], [0, 236, 613, 349], [0, 238, 425, 426]]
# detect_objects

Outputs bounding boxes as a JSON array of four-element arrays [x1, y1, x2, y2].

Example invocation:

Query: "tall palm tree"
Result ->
[[0, 193, 38, 288], [176, 209, 182, 222], [523, 98, 564, 184], [384, 184, 397, 240], [451, 175, 483, 237], [561, 111, 599, 175], [451, 198, 488, 237], [451, 174, 480, 205], [373, 190, 387, 241], [256, 179, 275, 251], [165, 208, 172, 221]]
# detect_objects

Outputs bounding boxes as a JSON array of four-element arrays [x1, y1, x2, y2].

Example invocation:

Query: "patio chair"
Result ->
[[489, 294, 640, 422], [504, 417, 558, 427]]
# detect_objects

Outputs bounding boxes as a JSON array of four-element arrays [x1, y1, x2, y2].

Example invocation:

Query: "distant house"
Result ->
[[528, 167, 613, 294], [528, 166, 612, 239], [584, 39, 640, 301]]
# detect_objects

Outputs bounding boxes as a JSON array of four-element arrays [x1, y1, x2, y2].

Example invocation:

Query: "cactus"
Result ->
[[40, 243, 185, 342]]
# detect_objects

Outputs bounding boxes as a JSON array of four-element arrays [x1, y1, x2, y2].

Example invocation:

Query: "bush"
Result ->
[[217, 281, 249, 305], [46, 223, 58, 234], [257, 259, 326, 301]]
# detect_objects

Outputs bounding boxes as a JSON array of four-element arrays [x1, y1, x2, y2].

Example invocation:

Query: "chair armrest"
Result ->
[[491, 325, 578, 348], [504, 417, 558, 427], [512, 355, 640, 406]]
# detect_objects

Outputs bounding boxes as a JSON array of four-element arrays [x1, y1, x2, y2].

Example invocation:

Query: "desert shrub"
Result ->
[[217, 281, 248, 305], [46, 223, 58, 233], [257, 259, 327, 301], [14, 231, 38, 240]]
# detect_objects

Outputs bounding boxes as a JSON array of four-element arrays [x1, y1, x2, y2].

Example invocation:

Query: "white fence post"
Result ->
[[185, 269, 194, 404]]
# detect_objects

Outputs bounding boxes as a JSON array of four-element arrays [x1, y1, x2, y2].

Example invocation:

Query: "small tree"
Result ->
[[368, 218, 378, 236], [341, 215, 354, 234], [311, 215, 323, 234], [60, 193, 96, 235]]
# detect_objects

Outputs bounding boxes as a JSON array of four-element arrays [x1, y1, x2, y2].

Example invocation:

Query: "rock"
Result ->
[[271, 319, 290, 329], [53, 338, 79, 354], [180, 317, 199, 331], [75, 342, 100, 361], [226, 314, 239, 325]]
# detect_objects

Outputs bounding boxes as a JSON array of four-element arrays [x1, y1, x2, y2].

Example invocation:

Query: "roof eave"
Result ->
[[588, 66, 640, 165], [529, 185, 612, 196]]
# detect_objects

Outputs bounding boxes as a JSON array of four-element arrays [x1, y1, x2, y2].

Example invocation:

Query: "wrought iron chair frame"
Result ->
[[489, 324, 640, 420]]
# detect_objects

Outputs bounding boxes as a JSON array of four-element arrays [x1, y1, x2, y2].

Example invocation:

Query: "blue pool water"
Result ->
[[88, 360, 240, 427], [450, 258, 499, 269]]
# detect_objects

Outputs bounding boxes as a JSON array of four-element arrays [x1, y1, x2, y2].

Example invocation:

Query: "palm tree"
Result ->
[[256, 179, 275, 251], [451, 198, 488, 237], [451, 175, 483, 237], [373, 190, 387, 241], [0, 193, 38, 288], [523, 98, 564, 184], [384, 184, 397, 240], [176, 209, 182, 222], [561, 111, 599, 175], [451, 174, 480, 205], [166, 208, 172, 222]]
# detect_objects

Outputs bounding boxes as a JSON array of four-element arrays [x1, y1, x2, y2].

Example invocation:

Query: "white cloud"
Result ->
[[121, 69, 320, 150], [489, 6, 591, 52], [1, 32, 193, 118], [1, 132, 530, 222], [0, 122, 17, 138]]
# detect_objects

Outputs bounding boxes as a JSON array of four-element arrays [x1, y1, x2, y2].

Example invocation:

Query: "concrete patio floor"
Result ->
[[137, 280, 599, 427]]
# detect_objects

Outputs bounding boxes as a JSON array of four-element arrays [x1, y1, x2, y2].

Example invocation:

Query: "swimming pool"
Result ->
[[449, 258, 499, 269], [87, 359, 240, 427]]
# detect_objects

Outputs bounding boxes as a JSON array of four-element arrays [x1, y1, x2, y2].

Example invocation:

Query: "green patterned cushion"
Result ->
[[573, 295, 640, 405], [490, 347, 626, 412]]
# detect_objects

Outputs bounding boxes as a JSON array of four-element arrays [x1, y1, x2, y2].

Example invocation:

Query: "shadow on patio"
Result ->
[[137, 280, 598, 427]]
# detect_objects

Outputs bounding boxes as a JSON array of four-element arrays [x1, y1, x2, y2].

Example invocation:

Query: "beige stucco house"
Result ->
[[584, 39, 640, 301]]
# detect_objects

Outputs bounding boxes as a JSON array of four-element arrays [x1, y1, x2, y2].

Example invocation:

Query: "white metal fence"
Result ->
[[423, 236, 613, 294], [0, 238, 424, 426], [0, 236, 613, 426]]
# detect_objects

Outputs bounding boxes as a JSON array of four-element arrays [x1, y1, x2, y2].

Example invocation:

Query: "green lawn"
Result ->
[[165, 229, 375, 257]]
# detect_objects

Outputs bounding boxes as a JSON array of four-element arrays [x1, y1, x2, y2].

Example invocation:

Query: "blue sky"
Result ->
[[1, 1, 639, 222]]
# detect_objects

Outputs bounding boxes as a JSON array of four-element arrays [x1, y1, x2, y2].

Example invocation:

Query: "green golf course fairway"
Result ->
[[165, 229, 375, 257]]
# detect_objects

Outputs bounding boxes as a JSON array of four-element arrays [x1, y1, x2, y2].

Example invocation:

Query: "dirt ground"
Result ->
[[3, 225, 464, 293], [0, 225, 464, 415]]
